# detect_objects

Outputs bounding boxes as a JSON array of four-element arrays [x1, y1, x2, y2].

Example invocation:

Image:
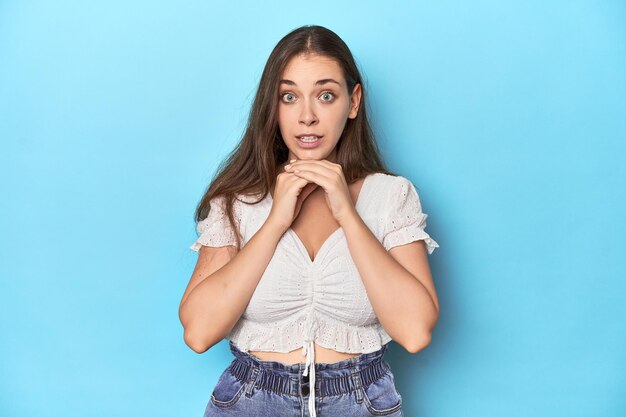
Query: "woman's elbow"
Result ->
[[183, 330, 207, 353], [183, 327, 220, 354], [403, 331, 433, 354]]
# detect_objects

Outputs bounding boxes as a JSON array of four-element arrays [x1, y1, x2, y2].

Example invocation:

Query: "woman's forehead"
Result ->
[[281, 55, 344, 86]]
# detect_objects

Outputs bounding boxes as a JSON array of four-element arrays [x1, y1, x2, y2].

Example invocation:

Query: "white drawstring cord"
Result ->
[[302, 339, 316, 417]]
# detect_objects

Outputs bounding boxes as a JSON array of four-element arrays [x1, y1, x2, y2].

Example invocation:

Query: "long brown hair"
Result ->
[[193, 24, 396, 249]]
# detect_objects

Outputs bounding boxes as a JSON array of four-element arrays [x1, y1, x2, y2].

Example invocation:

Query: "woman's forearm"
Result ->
[[180, 220, 285, 352], [340, 212, 439, 352]]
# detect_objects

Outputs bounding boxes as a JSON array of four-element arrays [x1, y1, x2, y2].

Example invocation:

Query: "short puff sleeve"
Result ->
[[382, 177, 440, 255], [189, 195, 240, 252]]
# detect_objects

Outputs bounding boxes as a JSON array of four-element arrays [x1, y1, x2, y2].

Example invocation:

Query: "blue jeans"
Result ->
[[203, 340, 403, 417]]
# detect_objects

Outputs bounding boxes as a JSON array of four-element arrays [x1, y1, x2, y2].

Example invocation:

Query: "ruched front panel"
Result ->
[[243, 227, 377, 327]]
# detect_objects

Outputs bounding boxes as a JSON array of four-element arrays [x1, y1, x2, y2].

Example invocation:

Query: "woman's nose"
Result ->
[[299, 101, 318, 125]]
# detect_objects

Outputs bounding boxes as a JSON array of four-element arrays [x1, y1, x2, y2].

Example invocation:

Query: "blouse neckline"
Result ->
[[265, 173, 376, 264]]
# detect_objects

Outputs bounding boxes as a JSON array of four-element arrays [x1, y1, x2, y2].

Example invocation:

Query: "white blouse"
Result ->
[[189, 172, 439, 417]]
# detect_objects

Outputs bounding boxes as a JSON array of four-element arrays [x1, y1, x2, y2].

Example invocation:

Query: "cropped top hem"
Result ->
[[227, 312, 393, 354]]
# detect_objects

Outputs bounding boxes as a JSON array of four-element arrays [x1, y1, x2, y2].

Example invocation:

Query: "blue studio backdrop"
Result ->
[[1, 1, 625, 416]]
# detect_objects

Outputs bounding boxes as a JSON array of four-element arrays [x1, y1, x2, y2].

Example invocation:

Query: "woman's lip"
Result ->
[[295, 135, 324, 148]]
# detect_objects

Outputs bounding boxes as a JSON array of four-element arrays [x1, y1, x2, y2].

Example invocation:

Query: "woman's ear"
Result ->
[[348, 83, 362, 119]]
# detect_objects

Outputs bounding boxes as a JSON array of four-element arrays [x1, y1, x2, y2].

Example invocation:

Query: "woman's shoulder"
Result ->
[[357, 172, 403, 209], [368, 171, 409, 189], [208, 190, 267, 206], [235, 191, 270, 206], [203, 192, 262, 222], [364, 173, 420, 210]]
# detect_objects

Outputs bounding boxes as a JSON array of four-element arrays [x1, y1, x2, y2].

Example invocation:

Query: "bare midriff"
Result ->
[[249, 343, 361, 364]]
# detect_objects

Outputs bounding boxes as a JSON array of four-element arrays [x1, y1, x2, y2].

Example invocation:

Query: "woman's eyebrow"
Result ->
[[279, 78, 341, 87]]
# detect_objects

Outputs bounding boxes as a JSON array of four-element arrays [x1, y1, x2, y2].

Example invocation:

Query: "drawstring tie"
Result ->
[[302, 338, 316, 417], [302, 312, 318, 417]]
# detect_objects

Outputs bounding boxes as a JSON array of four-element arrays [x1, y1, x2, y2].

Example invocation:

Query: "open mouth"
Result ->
[[296, 135, 324, 148], [297, 135, 322, 143]]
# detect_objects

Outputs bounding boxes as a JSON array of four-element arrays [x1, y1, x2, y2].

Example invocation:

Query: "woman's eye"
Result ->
[[281, 92, 295, 102], [320, 91, 335, 102], [279, 91, 335, 103]]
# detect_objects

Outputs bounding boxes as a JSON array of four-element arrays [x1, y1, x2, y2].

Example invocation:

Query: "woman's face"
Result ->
[[277, 53, 361, 163]]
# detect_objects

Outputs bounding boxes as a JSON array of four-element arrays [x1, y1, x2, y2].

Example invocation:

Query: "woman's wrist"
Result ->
[[337, 206, 361, 229], [338, 207, 364, 233], [262, 217, 289, 237]]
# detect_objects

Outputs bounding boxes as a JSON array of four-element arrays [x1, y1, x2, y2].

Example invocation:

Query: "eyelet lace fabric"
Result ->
[[189, 195, 242, 251], [381, 176, 440, 255]]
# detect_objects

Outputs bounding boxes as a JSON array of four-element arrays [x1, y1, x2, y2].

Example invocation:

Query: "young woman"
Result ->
[[179, 25, 440, 417]]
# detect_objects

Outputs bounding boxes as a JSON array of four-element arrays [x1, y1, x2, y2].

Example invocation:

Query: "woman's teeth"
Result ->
[[298, 136, 320, 142]]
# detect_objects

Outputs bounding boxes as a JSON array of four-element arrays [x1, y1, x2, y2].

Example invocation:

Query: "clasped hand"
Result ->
[[281, 159, 357, 226]]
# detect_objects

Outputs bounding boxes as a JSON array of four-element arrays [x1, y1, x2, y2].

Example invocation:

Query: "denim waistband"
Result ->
[[227, 340, 390, 398]]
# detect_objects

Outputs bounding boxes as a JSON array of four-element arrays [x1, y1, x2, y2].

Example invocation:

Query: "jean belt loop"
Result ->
[[350, 369, 364, 403], [244, 366, 260, 397]]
